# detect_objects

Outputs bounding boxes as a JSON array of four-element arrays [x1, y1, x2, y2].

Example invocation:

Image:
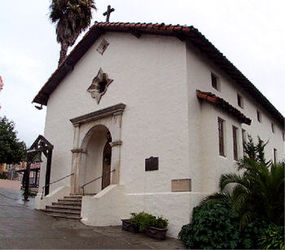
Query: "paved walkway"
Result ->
[[0, 179, 21, 190], [0, 187, 184, 249]]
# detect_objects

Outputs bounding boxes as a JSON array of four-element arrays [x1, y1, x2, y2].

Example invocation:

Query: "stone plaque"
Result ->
[[171, 179, 191, 192], [145, 157, 159, 171]]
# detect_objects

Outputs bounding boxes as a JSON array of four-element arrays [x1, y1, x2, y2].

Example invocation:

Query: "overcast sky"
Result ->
[[0, 0, 284, 146]]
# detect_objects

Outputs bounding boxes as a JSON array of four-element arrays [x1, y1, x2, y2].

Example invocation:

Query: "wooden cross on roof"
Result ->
[[103, 5, 115, 22]]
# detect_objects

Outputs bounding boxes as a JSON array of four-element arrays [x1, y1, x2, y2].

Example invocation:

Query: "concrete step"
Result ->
[[45, 208, 81, 215], [57, 199, 82, 204], [46, 205, 81, 211], [43, 194, 83, 221], [64, 195, 82, 199], [60, 198, 82, 202], [47, 213, 81, 220], [61, 198, 82, 202], [84, 193, 97, 196], [52, 201, 81, 207]]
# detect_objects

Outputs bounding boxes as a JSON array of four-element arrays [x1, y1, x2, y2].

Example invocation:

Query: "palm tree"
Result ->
[[201, 137, 284, 229], [49, 0, 96, 65]]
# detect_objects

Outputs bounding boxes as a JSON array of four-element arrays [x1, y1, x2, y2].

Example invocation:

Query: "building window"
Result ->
[[218, 117, 225, 156], [211, 73, 219, 91], [233, 126, 238, 161], [237, 94, 244, 108], [273, 148, 277, 164], [96, 38, 109, 55], [257, 110, 262, 122], [271, 123, 275, 133], [242, 129, 246, 154]]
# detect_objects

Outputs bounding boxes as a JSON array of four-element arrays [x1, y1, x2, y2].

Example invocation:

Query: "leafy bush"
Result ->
[[155, 216, 168, 229], [179, 138, 285, 249], [238, 218, 268, 249], [0, 116, 27, 164], [129, 212, 168, 232], [202, 137, 284, 228], [129, 212, 156, 232], [179, 200, 240, 249], [258, 224, 285, 249], [179, 201, 281, 249]]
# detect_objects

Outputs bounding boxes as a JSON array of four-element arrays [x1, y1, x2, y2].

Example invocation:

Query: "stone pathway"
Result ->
[[0, 187, 185, 249]]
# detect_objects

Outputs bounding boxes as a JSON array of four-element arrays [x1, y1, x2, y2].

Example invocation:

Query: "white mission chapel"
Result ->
[[33, 22, 284, 237]]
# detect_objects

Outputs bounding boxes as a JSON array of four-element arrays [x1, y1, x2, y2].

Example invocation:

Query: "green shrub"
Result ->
[[258, 224, 285, 249], [178, 199, 281, 249], [129, 212, 168, 232], [238, 218, 268, 249], [154, 216, 168, 229], [129, 212, 156, 232], [179, 200, 240, 249]]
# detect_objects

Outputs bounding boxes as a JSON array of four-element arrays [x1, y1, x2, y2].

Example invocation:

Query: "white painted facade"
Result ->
[[35, 31, 284, 238]]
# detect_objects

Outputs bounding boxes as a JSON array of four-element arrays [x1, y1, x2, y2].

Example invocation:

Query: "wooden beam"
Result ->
[[130, 30, 142, 39], [45, 150, 52, 195], [175, 32, 186, 41], [23, 163, 31, 201]]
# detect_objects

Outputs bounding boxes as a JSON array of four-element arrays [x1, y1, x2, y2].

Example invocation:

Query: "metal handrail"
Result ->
[[80, 169, 115, 195], [41, 173, 74, 199]]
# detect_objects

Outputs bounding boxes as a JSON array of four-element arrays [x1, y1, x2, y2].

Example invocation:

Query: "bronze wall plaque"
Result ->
[[171, 179, 191, 192], [145, 157, 159, 171]]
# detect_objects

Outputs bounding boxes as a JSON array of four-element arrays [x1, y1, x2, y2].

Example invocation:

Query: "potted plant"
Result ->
[[121, 214, 139, 233], [122, 212, 169, 240], [122, 212, 156, 233], [134, 212, 156, 233], [145, 216, 168, 240]]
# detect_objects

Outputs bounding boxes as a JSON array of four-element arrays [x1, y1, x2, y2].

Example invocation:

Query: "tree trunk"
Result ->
[[58, 42, 68, 66]]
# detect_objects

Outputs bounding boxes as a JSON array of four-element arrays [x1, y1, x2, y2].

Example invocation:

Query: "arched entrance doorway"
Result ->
[[102, 141, 111, 189], [78, 125, 112, 195], [70, 103, 126, 195]]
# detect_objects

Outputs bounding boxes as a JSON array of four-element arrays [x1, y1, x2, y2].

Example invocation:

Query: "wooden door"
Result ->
[[102, 142, 111, 189]]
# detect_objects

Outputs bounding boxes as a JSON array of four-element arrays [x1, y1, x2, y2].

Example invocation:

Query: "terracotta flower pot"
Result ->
[[121, 219, 139, 233], [145, 226, 168, 240]]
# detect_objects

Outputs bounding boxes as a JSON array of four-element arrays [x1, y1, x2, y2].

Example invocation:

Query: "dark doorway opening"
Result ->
[[102, 142, 111, 189]]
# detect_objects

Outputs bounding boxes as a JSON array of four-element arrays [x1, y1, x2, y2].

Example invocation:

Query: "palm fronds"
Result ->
[[49, 0, 96, 64], [201, 136, 284, 229], [200, 191, 231, 205]]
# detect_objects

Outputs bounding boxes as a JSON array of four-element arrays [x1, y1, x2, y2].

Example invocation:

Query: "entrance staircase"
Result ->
[[42, 195, 82, 220]]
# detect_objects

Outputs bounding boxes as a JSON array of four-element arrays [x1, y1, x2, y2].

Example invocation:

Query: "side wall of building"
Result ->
[[186, 42, 284, 193]]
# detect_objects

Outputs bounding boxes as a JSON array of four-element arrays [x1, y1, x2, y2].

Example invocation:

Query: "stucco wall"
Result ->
[[185, 42, 284, 193], [34, 186, 70, 210], [41, 32, 188, 195], [81, 184, 207, 238]]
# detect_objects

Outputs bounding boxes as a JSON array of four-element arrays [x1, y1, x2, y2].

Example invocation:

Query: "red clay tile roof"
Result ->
[[197, 90, 251, 125], [33, 22, 284, 127]]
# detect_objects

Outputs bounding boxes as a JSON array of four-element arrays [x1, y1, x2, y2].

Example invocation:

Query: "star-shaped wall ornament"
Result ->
[[87, 68, 113, 104]]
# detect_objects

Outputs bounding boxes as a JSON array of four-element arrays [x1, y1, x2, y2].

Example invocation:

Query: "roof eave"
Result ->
[[189, 29, 284, 127], [33, 22, 284, 128], [197, 90, 252, 125], [33, 26, 105, 105]]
